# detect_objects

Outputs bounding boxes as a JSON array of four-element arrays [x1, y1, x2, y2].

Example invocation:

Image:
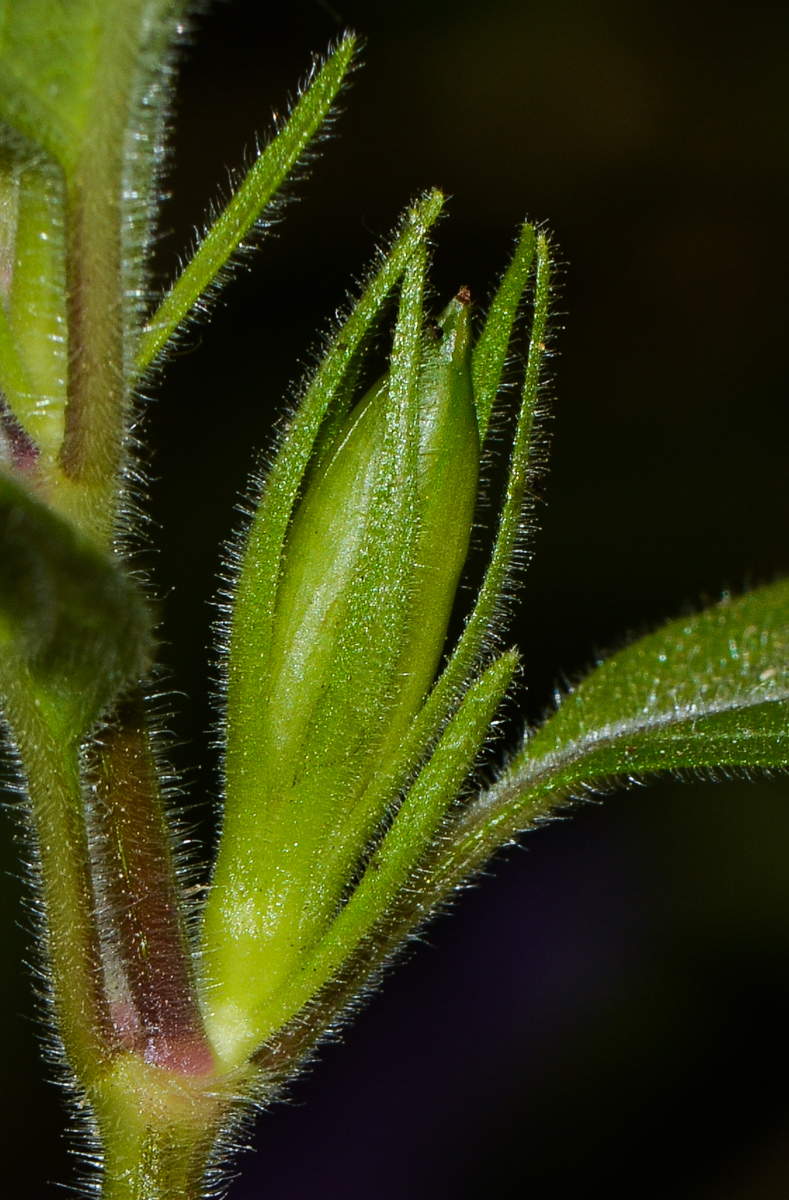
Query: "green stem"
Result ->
[[3, 681, 113, 1079], [59, 43, 129, 540], [60, 169, 125, 538], [58, 1, 183, 544], [7, 681, 227, 1196], [90, 1054, 236, 1200]]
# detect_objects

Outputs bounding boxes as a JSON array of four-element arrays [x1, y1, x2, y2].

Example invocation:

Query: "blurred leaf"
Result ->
[[0, 0, 184, 168], [0, 472, 152, 733]]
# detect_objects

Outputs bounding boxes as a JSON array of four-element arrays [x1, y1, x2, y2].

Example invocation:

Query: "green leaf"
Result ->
[[522, 580, 789, 779], [349, 581, 789, 986], [0, 0, 103, 163], [0, 472, 152, 734], [136, 34, 358, 375], [0, 0, 186, 170], [435, 581, 789, 890]]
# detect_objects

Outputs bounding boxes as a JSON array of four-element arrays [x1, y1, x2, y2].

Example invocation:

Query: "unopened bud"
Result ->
[[205, 293, 479, 1063]]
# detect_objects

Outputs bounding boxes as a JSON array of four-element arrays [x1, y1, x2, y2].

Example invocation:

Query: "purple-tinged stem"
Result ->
[[87, 693, 215, 1078]]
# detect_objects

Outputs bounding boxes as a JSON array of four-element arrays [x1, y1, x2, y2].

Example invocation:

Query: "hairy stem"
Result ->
[[4, 684, 113, 1079], [59, 0, 183, 543], [86, 692, 215, 1076], [91, 1053, 236, 1200]]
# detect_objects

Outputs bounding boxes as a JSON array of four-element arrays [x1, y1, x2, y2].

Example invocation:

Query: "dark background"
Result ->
[[2, 0, 789, 1195]]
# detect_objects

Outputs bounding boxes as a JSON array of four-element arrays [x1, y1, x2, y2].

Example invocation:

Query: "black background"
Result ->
[[2, 0, 789, 1195]]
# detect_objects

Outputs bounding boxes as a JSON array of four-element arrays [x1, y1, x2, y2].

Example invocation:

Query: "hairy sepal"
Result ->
[[204, 215, 554, 1072], [248, 648, 519, 1048]]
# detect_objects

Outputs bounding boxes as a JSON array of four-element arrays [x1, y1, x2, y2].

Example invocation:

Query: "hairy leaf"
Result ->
[[137, 34, 357, 374], [438, 581, 789, 886], [0, 0, 185, 169], [0, 472, 152, 733]]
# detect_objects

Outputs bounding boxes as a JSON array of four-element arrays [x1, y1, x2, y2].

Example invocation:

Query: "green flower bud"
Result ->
[[202, 215, 548, 1069], [204, 292, 480, 1065], [266, 292, 478, 797]]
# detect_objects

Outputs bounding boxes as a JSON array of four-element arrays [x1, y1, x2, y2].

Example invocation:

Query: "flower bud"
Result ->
[[204, 293, 479, 1064], [266, 292, 478, 797]]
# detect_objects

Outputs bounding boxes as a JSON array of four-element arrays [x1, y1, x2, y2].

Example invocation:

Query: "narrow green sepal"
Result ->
[[224, 190, 444, 736], [248, 648, 519, 1047], [472, 222, 536, 443], [372, 232, 552, 803]]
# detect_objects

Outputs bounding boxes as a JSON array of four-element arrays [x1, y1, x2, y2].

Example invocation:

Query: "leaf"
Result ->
[[136, 33, 358, 375], [0, 472, 152, 734], [338, 581, 789, 990], [433, 581, 789, 890], [522, 580, 789, 778], [0, 0, 186, 170]]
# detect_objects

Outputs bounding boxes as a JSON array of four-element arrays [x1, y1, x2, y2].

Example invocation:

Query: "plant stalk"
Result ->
[[59, 0, 183, 544], [86, 691, 216, 1076], [3, 682, 114, 1080]]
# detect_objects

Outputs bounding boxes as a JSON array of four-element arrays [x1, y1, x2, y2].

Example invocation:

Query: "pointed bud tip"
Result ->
[[432, 290, 474, 368]]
